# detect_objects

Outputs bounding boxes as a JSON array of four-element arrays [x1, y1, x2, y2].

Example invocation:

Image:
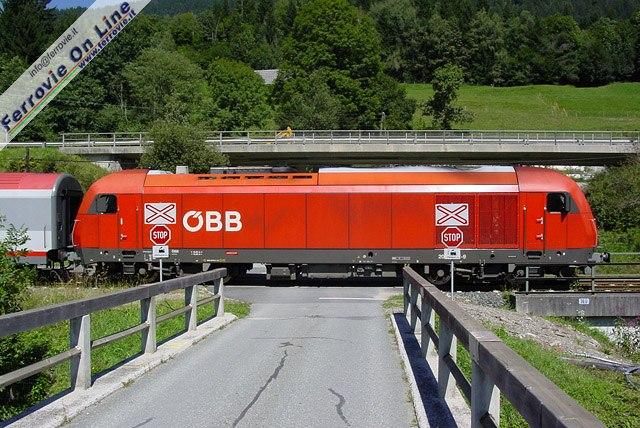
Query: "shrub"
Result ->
[[0, 218, 50, 418]]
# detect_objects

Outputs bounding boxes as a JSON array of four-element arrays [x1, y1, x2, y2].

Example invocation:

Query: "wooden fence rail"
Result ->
[[402, 267, 604, 428], [0, 269, 226, 392]]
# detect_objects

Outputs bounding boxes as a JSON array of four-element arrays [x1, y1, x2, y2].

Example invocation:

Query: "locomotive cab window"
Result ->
[[92, 194, 118, 214], [547, 192, 575, 214]]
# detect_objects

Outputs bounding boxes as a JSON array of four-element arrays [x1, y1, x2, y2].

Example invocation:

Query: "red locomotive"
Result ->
[[71, 166, 601, 284]]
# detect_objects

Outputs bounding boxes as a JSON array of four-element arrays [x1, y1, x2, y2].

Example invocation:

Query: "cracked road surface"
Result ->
[[68, 284, 415, 427]]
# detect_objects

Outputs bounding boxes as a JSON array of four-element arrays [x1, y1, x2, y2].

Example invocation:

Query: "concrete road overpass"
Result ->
[[10, 130, 639, 168]]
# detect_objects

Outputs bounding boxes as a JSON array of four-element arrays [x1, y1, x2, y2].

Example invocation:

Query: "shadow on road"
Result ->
[[393, 313, 458, 428]]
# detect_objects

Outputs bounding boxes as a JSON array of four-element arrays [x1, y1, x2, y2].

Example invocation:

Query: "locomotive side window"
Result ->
[[93, 195, 117, 214], [547, 192, 575, 214]]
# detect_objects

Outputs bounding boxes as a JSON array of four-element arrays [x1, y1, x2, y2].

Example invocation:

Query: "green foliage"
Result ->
[[123, 48, 209, 125], [0, 218, 50, 419], [0, 54, 26, 92], [0, 0, 53, 63], [140, 121, 228, 174], [465, 11, 507, 85], [0, 148, 107, 190], [206, 59, 272, 130], [587, 160, 640, 231], [422, 65, 473, 129], [273, 0, 413, 129]]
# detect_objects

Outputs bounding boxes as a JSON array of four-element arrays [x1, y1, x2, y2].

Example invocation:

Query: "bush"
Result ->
[[587, 160, 640, 231], [140, 121, 228, 174], [0, 219, 50, 418]]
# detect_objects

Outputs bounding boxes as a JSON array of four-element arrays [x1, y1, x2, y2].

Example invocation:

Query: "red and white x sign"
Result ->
[[435, 203, 469, 226], [144, 203, 177, 225]]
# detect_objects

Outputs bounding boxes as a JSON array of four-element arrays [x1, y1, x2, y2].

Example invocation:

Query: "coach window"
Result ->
[[93, 194, 118, 214], [547, 192, 574, 214]]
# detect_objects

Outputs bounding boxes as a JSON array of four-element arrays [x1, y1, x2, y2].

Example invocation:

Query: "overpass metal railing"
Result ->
[[0, 269, 226, 393], [402, 267, 604, 428], [7, 130, 639, 149]]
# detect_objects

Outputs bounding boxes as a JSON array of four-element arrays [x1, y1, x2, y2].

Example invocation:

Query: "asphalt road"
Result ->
[[68, 282, 416, 428]]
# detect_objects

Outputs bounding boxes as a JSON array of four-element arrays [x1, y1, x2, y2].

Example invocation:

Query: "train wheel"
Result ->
[[427, 264, 451, 287]]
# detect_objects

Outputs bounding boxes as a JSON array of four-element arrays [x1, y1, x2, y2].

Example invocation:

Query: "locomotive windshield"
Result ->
[[547, 192, 576, 214], [92, 195, 118, 214]]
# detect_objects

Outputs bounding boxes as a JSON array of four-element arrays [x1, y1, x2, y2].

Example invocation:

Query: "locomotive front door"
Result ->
[[118, 194, 140, 250], [523, 193, 546, 252]]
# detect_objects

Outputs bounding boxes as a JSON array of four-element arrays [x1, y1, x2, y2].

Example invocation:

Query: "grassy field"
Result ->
[[405, 82, 640, 131], [1, 286, 250, 420]]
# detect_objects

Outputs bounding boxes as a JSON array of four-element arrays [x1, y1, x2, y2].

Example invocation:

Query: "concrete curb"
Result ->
[[390, 312, 431, 428], [9, 313, 237, 428]]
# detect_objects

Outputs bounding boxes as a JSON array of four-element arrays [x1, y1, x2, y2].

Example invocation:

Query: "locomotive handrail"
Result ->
[[0, 269, 226, 392], [402, 266, 605, 428], [7, 129, 640, 148]]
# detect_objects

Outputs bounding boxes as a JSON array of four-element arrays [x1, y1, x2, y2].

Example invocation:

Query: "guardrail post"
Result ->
[[420, 295, 435, 358], [471, 360, 500, 428], [213, 277, 225, 316], [437, 320, 457, 399], [185, 285, 198, 331], [70, 315, 91, 390], [403, 277, 410, 317], [409, 284, 419, 332], [141, 296, 157, 354]]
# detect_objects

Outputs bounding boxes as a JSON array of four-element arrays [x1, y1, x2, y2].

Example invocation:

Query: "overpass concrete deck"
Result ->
[[66, 284, 440, 428], [12, 130, 639, 167]]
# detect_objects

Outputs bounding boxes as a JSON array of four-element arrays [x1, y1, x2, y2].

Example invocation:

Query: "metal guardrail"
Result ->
[[0, 269, 226, 392], [402, 267, 604, 428], [6, 130, 640, 149]]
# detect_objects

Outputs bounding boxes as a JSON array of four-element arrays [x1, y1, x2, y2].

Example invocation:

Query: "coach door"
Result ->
[[117, 195, 139, 250]]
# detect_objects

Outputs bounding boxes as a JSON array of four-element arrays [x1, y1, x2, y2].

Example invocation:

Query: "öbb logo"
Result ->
[[182, 211, 243, 233]]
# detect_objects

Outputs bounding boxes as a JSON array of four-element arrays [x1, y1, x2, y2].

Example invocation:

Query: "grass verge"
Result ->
[[1, 286, 250, 420]]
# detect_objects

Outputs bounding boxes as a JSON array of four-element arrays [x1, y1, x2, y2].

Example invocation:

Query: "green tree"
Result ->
[[0, 54, 26, 92], [140, 121, 228, 174], [273, 0, 413, 129], [0, 0, 53, 63], [587, 160, 640, 231], [422, 64, 473, 130], [465, 11, 508, 85], [206, 59, 272, 130], [414, 12, 465, 82], [580, 17, 632, 85], [369, 0, 419, 81], [0, 219, 50, 419], [540, 14, 583, 84], [123, 48, 209, 125], [631, 11, 640, 80]]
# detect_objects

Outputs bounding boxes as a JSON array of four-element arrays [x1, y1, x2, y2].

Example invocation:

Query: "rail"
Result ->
[[0, 269, 226, 392], [7, 130, 640, 149], [402, 266, 604, 428]]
